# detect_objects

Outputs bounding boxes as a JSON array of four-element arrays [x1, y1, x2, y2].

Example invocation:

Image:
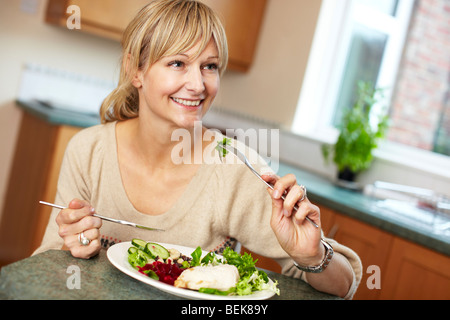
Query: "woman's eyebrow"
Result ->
[[166, 53, 219, 61]]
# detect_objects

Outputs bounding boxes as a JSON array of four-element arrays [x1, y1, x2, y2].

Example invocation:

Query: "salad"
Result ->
[[127, 239, 280, 296]]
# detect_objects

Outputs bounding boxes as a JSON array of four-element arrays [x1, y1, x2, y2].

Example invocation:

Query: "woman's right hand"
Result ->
[[55, 198, 102, 259]]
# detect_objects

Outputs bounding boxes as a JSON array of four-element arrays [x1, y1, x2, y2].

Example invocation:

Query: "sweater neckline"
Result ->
[[104, 121, 215, 229]]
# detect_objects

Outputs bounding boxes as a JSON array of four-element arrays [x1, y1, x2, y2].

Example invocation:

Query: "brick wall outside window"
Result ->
[[388, 0, 450, 155]]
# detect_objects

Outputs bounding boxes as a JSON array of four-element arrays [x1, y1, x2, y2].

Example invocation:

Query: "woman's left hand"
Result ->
[[262, 174, 325, 266]]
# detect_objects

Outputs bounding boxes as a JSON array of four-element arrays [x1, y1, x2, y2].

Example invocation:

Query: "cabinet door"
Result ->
[[0, 112, 80, 266], [380, 237, 450, 299], [46, 0, 266, 71], [332, 213, 394, 300], [67, 0, 148, 32], [201, 0, 266, 71], [66, 0, 149, 40], [318, 206, 337, 238]]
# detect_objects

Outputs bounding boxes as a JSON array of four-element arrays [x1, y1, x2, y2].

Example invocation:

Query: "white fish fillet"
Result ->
[[174, 264, 239, 291]]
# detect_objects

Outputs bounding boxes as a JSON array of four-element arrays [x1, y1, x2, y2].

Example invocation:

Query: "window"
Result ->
[[293, 0, 413, 141], [293, 0, 450, 171]]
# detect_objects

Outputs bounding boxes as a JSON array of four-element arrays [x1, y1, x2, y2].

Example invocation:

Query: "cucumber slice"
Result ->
[[128, 249, 146, 268], [138, 249, 154, 263], [128, 248, 154, 268], [128, 246, 138, 255], [145, 242, 169, 259], [128, 253, 144, 268], [131, 238, 147, 251]]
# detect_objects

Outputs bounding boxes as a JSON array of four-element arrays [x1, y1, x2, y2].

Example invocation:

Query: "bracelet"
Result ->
[[293, 239, 334, 273]]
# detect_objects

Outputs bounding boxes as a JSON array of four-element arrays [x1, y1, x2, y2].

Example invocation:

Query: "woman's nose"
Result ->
[[185, 68, 205, 93]]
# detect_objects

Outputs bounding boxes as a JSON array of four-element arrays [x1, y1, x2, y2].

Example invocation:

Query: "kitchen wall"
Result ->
[[0, 0, 121, 223], [215, 0, 322, 128], [0, 0, 321, 223]]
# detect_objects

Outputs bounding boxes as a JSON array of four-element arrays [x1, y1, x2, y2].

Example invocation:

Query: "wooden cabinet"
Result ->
[[380, 237, 450, 299], [332, 210, 394, 299], [318, 206, 337, 238], [321, 206, 450, 300], [45, 0, 267, 72], [201, 0, 266, 71], [0, 111, 80, 267], [321, 206, 395, 299]]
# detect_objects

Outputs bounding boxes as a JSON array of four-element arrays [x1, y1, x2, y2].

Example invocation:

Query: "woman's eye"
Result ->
[[169, 60, 184, 68], [203, 63, 218, 71]]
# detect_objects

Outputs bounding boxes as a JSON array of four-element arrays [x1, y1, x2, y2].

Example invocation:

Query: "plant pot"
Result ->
[[336, 167, 362, 190], [337, 167, 356, 182]]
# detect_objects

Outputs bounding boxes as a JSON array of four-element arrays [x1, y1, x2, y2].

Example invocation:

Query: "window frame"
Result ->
[[291, 0, 450, 180]]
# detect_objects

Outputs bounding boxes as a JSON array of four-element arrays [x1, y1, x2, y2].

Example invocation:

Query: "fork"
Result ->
[[219, 144, 319, 228]]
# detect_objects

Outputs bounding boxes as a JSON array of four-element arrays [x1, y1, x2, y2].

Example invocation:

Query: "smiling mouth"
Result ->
[[172, 97, 203, 107]]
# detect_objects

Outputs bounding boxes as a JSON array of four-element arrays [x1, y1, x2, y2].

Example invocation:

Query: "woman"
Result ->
[[35, 0, 361, 298]]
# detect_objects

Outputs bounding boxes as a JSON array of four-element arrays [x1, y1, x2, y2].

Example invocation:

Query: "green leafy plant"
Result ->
[[322, 81, 389, 180]]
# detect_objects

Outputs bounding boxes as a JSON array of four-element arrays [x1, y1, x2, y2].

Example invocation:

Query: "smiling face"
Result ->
[[133, 39, 220, 130]]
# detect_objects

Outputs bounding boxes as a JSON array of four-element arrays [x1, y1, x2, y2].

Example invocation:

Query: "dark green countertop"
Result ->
[[15, 100, 450, 256], [16, 99, 100, 128], [0, 249, 339, 300]]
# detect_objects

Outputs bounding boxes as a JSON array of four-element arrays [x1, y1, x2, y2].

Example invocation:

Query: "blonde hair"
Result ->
[[100, 0, 228, 123]]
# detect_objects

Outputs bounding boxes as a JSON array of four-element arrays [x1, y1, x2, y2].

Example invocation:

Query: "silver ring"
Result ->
[[78, 232, 90, 246], [299, 185, 307, 201]]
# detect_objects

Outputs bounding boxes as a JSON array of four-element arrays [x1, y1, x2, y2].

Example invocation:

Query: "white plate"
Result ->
[[107, 241, 277, 300]]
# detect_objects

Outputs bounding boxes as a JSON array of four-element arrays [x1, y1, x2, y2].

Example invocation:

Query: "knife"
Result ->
[[39, 201, 165, 232]]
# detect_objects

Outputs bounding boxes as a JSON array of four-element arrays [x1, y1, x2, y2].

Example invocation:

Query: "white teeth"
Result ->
[[172, 97, 201, 106]]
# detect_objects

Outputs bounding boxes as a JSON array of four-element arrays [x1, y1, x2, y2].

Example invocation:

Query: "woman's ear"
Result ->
[[124, 53, 143, 88], [131, 71, 143, 89]]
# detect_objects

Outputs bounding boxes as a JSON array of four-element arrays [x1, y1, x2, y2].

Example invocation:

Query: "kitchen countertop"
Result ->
[[277, 164, 450, 256], [0, 249, 339, 300], [16, 99, 100, 128], [15, 100, 450, 256]]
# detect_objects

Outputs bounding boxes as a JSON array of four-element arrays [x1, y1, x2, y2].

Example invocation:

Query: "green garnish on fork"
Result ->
[[215, 137, 232, 158]]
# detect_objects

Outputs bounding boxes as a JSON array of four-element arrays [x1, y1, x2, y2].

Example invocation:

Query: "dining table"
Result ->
[[0, 248, 341, 301]]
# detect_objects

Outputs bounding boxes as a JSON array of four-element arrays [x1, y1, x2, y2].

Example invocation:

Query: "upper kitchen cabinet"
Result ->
[[45, 0, 267, 72]]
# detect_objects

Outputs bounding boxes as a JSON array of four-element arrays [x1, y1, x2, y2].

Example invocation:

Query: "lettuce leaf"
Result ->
[[190, 246, 202, 267], [222, 247, 256, 277], [222, 247, 279, 296], [199, 287, 236, 296], [190, 246, 280, 296]]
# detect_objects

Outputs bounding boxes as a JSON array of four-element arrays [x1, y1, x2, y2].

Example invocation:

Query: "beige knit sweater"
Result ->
[[34, 121, 362, 299]]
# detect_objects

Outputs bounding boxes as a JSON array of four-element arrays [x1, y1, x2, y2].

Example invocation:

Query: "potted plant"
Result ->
[[322, 81, 389, 184]]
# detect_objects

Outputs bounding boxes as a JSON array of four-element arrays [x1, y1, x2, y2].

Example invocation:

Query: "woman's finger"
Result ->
[[70, 237, 102, 259], [272, 174, 297, 199], [65, 227, 102, 258], [293, 202, 320, 226], [261, 174, 280, 186], [57, 204, 95, 226], [58, 214, 102, 238], [281, 184, 306, 217], [68, 198, 91, 210], [72, 227, 101, 247]]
